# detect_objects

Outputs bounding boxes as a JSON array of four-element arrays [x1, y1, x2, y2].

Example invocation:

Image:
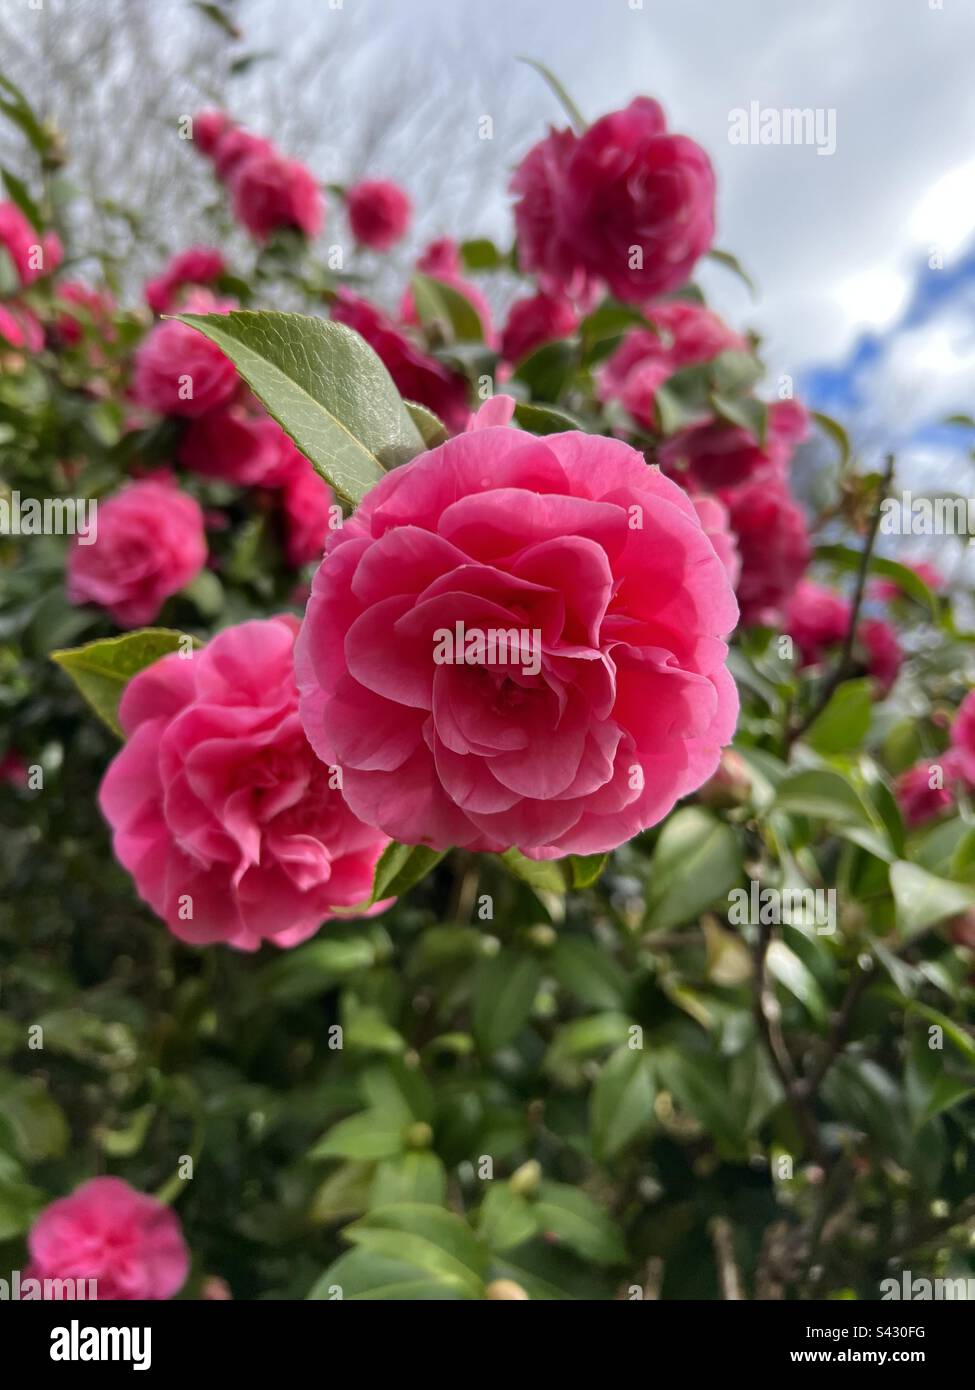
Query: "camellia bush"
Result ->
[[1, 64, 974, 1304]]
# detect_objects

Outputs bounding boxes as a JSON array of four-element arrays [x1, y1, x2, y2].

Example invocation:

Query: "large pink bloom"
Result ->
[[599, 301, 747, 430], [347, 178, 412, 250], [510, 127, 594, 302], [99, 617, 390, 949], [231, 151, 323, 241], [296, 416, 739, 857], [563, 99, 714, 301], [27, 1178, 188, 1301], [132, 291, 238, 418], [516, 99, 715, 304], [67, 478, 206, 628]]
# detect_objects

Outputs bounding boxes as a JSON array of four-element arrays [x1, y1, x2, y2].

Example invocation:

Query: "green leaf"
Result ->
[[517, 57, 587, 132], [815, 544, 937, 615], [260, 933, 377, 1003], [343, 1203, 488, 1297], [310, 1112, 405, 1161], [499, 848, 566, 893], [370, 1153, 446, 1208], [0, 1173, 45, 1240], [478, 1185, 538, 1253], [370, 842, 447, 904], [460, 238, 505, 271], [533, 1181, 626, 1265], [773, 768, 877, 827], [889, 861, 975, 938], [0, 1076, 69, 1162], [644, 808, 742, 931], [811, 411, 851, 470], [511, 339, 576, 403], [411, 273, 484, 342], [709, 393, 767, 442], [512, 401, 582, 435], [404, 400, 448, 448], [706, 248, 757, 298], [545, 1012, 634, 1065], [766, 941, 828, 1025], [174, 311, 424, 504], [473, 950, 543, 1053], [1, 166, 42, 231], [567, 852, 609, 888], [805, 678, 873, 754], [590, 1046, 655, 1160], [308, 1247, 469, 1300], [51, 628, 194, 737], [550, 937, 627, 1010]]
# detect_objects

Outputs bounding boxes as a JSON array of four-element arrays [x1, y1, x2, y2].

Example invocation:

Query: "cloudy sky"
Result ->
[[243, 0, 975, 465]]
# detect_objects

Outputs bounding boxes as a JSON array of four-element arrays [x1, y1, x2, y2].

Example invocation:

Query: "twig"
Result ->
[[786, 452, 896, 749], [709, 1216, 745, 1300], [752, 919, 827, 1165]]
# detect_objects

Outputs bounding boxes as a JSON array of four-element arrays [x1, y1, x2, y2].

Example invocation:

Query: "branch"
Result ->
[[752, 919, 827, 1165], [786, 452, 896, 749]]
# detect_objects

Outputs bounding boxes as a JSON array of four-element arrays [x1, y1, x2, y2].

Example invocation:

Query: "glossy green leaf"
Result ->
[[174, 311, 424, 504], [51, 628, 194, 737]]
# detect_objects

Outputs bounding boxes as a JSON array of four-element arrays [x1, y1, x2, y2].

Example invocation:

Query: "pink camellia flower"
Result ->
[[212, 127, 276, 181], [27, 1177, 188, 1301], [416, 237, 462, 277], [724, 477, 811, 625], [784, 580, 852, 666], [660, 399, 809, 493], [599, 302, 748, 430], [0, 301, 43, 352], [54, 281, 116, 346], [868, 560, 943, 602], [950, 690, 975, 787], [132, 290, 238, 418], [295, 417, 739, 857], [231, 150, 323, 241], [145, 246, 225, 315], [67, 478, 207, 628], [894, 755, 958, 828], [0, 201, 62, 285], [347, 178, 412, 250], [510, 126, 594, 302], [559, 98, 715, 303], [332, 289, 471, 433], [0, 748, 27, 786], [857, 616, 902, 695], [691, 494, 741, 590], [99, 616, 390, 949], [178, 405, 285, 485], [500, 291, 578, 365], [276, 445, 336, 568], [193, 107, 231, 155]]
